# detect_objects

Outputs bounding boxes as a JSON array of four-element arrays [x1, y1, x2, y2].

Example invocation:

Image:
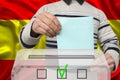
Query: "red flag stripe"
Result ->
[[0, 0, 120, 20], [0, 0, 59, 20], [0, 60, 14, 80], [86, 0, 120, 19]]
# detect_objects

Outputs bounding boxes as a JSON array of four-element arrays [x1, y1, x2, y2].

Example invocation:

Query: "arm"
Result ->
[[98, 10, 119, 71], [20, 6, 61, 48]]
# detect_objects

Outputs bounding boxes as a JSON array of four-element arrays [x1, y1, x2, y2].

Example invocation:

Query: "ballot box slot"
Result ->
[[28, 55, 95, 59]]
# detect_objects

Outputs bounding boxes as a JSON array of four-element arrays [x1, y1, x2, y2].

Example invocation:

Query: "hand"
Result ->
[[104, 53, 115, 71], [32, 11, 61, 37]]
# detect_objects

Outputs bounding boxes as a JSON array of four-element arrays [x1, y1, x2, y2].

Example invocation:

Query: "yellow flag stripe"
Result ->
[[0, 20, 120, 60], [0, 20, 46, 60], [109, 20, 120, 41]]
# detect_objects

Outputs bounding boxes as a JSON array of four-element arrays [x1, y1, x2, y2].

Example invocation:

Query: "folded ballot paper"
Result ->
[[57, 16, 94, 49]]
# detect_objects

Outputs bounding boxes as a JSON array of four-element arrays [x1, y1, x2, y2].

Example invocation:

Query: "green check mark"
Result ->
[[57, 64, 68, 78]]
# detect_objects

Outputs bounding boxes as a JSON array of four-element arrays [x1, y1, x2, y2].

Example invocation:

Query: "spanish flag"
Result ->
[[0, 0, 120, 80]]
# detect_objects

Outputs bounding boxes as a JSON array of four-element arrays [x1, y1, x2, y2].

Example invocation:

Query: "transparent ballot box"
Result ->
[[11, 49, 110, 80]]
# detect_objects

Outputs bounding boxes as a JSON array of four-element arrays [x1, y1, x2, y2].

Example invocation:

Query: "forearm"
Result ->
[[20, 19, 41, 48], [100, 34, 119, 71]]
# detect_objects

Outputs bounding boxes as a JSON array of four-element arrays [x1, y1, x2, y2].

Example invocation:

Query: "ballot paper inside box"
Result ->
[[11, 49, 110, 80]]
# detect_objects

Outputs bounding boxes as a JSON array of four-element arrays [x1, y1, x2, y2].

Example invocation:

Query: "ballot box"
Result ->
[[11, 49, 110, 80]]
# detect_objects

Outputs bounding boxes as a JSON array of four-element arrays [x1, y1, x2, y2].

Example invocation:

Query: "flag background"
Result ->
[[0, 0, 120, 80]]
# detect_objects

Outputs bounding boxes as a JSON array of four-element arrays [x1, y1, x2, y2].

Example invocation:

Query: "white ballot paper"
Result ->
[[57, 17, 94, 49]]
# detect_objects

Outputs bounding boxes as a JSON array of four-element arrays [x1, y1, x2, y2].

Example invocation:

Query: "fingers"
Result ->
[[32, 11, 61, 37], [91, 54, 115, 72], [105, 54, 115, 71], [38, 13, 57, 35], [109, 64, 114, 70], [44, 12, 61, 31], [37, 18, 55, 37], [105, 54, 114, 65]]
